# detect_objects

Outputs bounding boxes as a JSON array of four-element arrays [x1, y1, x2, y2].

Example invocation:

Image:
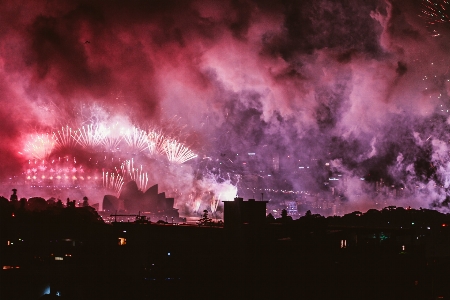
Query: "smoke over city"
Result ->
[[1, 0, 450, 214]]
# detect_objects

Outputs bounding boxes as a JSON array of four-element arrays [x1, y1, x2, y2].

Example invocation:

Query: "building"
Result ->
[[102, 182, 179, 220], [223, 197, 268, 228]]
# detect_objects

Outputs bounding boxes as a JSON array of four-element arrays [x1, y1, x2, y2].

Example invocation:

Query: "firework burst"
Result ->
[[122, 126, 149, 152], [422, 0, 450, 25], [23, 133, 57, 160], [73, 124, 107, 148], [101, 124, 123, 151], [164, 139, 197, 164], [53, 126, 77, 149], [211, 193, 221, 215], [421, 0, 450, 36], [120, 159, 149, 191], [189, 193, 202, 213], [102, 170, 124, 196], [147, 129, 168, 156]]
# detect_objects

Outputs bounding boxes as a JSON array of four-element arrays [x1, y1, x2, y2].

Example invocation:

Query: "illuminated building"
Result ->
[[285, 200, 298, 216]]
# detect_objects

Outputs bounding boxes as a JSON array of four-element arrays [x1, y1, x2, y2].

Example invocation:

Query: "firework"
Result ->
[[53, 126, 77, 149], [73, 124, 106, 148], [147, 129, 168, 156], [23, 133, 57, 160], [164, 139, 197, 163], [421, 0, 450, 35], [422, 0, 450, 24], [120, 159, 149, 191], [211, 194, 220, 214], [189, 194, 202, 213], [122, 126, 149, 152], [101, 124, 123, 151], [102, 170, 124, 196], [24, 156, 101, 184]]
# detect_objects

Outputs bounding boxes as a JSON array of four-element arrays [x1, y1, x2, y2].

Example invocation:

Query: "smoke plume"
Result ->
[[1, 0, 450, 214]]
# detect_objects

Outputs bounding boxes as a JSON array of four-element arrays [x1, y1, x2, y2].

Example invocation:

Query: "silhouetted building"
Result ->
[[223, 197, 268, 228], [64, 198, 76, 208], [102, 195, 124, 212], [102, 182, 179, 219], [120, 181, 144, 212]]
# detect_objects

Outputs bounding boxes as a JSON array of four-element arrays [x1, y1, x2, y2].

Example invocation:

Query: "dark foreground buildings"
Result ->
[[2, 194, 450, 299], [222, 197, 268, 228]]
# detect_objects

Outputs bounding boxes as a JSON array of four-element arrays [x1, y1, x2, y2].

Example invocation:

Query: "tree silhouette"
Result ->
[[197, 210, 212, 226], [280, 209, 293, 223], [82, 196, 89, 207], [266, 213, 276, 223]]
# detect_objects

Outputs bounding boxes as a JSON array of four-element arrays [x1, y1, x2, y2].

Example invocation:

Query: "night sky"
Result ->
[[1, 0, 450, 213]]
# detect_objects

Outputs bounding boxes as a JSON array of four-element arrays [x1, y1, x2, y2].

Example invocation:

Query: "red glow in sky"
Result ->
[[2, 0, 450, 212]]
